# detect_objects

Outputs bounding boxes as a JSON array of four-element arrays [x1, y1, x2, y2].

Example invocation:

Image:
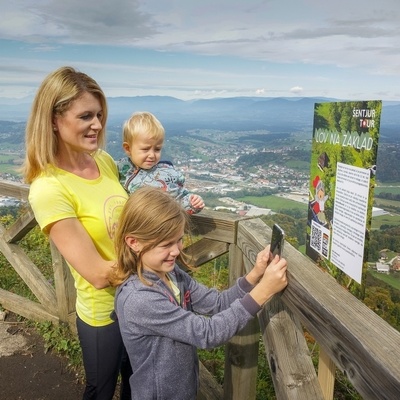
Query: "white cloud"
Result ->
[[1, 0, 399, 70], [290, 86, 304, 95], [0, 0, 399, 100]]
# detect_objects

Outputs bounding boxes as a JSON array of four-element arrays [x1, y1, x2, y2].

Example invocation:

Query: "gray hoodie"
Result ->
[[115, 265, 261, 400]]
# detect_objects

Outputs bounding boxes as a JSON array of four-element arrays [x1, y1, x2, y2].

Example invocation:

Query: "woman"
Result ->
[[23, 66, 131, 400]]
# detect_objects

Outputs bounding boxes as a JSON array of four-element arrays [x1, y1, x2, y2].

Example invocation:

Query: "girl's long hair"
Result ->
[[110, 186, 192, 286]]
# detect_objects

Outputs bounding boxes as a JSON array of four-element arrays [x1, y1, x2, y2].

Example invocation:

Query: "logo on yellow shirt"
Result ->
[[104, 195, 127, 239]]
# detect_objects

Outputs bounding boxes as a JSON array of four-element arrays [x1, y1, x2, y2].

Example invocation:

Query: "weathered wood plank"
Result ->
[[259, 297, 324, 399], [318, 348, 336, 400], [0, 288, 58, 323], [238, 218, 324, 399], [2, 207, 37, 243], [282, 241, 400, 398], [0, 240, 57, 315], [185, 238, 229, 267], [197, 362, 223, 400], [190, 210, 248, 244], [237, 217, 400, 398], [67, 312, 78, 335], [0, 179, 29, 200], [224, 318, 260, 400], [50, 241, 76, 321], [281, 242, 400, 398]]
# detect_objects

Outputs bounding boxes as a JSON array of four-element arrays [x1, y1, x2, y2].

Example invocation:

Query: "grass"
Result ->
[[375, 184, 400, 195], [374, 198, 400, 208], [298, 244, 306, 255], [32, 320, 84, 379], [0, 151, 24, 175], [285, 160, 310, 170], [371, 214, 400, 229], [369, 271, 400, 290]]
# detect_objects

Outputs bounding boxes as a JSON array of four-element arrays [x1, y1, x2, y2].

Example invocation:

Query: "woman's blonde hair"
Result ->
[[122, 111, 165, 145], [22, 66, 108, 183], [110, 186, 192, 286]]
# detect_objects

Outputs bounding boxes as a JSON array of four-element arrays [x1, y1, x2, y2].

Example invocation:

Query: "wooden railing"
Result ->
[[0, 179, 399, 399]]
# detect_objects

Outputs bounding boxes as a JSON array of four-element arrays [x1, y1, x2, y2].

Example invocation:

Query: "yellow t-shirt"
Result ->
[[29, 151, 128, 326], [167, 273, 181, 303]]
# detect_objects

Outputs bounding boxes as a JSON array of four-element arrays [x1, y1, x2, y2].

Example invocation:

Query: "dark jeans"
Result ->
[[77, 316, 132, 400]]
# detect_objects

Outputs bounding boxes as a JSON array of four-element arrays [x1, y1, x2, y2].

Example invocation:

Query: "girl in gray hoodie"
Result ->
[[111, 186, 287, 400]]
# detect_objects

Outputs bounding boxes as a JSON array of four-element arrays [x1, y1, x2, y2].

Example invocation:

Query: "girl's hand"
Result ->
[[245, 245, 274, 285], [250, 256, 288, 306]]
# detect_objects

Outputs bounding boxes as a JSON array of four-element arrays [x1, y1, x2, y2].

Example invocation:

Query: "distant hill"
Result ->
[[0, 95, 399, 139], [106, 96, 340, 133]]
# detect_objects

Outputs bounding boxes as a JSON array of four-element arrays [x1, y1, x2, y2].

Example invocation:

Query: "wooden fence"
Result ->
[[0, 179, 399, 399]]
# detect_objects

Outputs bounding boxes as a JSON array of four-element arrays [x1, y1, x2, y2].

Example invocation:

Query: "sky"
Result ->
[[1, 0, 400, 102]]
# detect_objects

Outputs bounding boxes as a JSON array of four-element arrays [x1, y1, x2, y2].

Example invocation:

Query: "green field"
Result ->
[[371, 214, 400, 229], [237, 195, 307, 213], [235, 191, 400, 231], [0, 152, 23, 175], [285, 160, 310, 170], [374, 198, 400, 208], [375, 184, 400, 195], [369, 271, 400, 290]]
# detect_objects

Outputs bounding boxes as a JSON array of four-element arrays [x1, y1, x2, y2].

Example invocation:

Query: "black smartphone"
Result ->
[[270, 224, 285, 257]]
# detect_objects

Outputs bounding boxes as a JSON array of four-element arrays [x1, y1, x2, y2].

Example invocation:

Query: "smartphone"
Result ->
[[270, 224, 285, 257]]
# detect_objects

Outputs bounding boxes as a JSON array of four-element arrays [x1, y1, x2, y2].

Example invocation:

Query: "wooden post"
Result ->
[[50, 241, 76, 323], [223, 243, 260, 400], [318, 348, 336, 400], [197, 363, 223, 400], [259, 296, 324, 399], [237, 218, 324, 399]]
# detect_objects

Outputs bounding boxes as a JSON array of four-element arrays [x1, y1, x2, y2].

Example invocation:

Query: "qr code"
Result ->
[[310, 220, 330, 259], [322, 232, 329, 257], [310, 221, 322, 252]]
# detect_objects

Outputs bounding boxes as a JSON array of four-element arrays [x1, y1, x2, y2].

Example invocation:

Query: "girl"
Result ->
[[111, 186, 287, 400]]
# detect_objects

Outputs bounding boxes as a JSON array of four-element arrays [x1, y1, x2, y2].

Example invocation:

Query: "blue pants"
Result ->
[[77, 316, 132, 400]]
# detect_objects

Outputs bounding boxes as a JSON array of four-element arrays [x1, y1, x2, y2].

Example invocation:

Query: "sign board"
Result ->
[[306, 101, 382, 284]]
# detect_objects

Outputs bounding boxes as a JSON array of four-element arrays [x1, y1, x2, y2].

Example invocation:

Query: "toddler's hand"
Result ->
[[190, 194, 204, 210]]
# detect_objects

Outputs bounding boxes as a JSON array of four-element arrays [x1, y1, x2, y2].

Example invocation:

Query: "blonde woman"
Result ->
[[23, 66, 131, 400]]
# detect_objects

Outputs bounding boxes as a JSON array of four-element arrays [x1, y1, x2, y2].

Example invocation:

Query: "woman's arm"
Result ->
[[49, 218, 114, 289]]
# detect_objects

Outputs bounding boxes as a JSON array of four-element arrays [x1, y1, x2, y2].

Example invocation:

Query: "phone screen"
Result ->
[[271, 224, 285, 257]]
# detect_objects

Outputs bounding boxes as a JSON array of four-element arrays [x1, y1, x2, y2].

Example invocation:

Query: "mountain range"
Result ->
[[1, 96, 399, 139]]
